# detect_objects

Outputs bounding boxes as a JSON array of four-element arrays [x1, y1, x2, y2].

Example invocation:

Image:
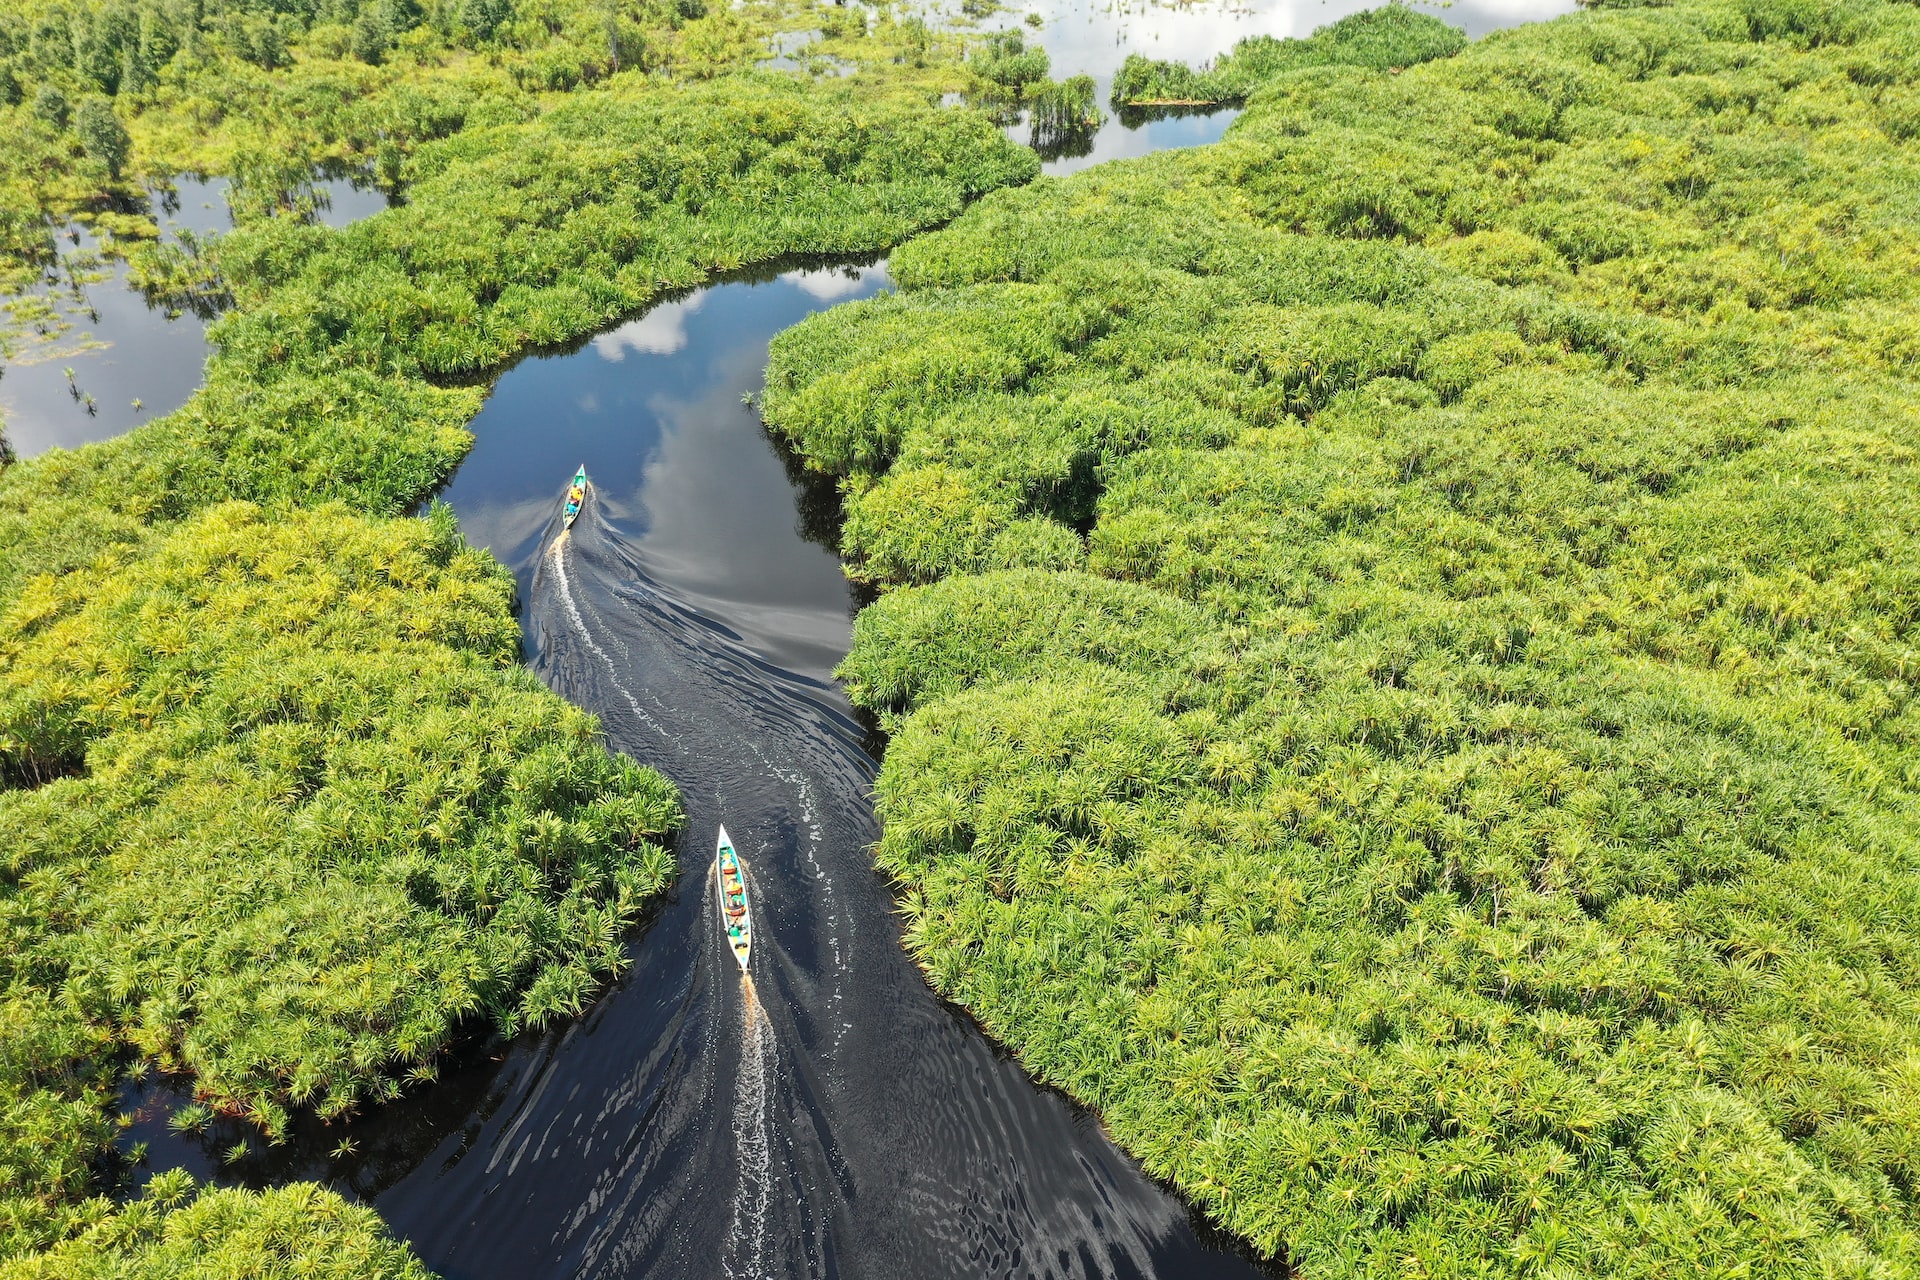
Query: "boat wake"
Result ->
[[359, 471, 1276, 1280], [725, 978, 777, 1280], [542, 531, 681, 751]]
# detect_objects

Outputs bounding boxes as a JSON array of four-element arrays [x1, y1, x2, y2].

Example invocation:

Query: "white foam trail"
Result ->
[[549, 537, 680, 748], [724, 984, 777, 1280]]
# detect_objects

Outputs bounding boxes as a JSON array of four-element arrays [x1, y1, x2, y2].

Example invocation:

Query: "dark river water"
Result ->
[[400, 261, 1283, 1278], [107, 2, 1578, 1274]]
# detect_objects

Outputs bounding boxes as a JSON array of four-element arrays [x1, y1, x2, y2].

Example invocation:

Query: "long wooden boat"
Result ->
[[562, 465, 587, 529], [716, 826, 751, 973]]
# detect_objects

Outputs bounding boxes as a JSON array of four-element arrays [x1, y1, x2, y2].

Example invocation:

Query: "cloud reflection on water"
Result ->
[[591, 294, 709, 360]]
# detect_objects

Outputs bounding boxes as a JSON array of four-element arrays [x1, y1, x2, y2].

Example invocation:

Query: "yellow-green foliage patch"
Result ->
[[0, 503, 680, 1256], [2, 1171, 435, 1279], [2, 503, 682, 1133], [764, 0, 1920, 1274]]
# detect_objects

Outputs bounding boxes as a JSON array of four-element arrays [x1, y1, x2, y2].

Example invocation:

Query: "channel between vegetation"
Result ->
[[0, 8, 1036, 1270], [762, 2, 1920, 1276]]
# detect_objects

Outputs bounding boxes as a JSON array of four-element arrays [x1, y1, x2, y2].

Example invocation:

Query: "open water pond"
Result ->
[[0, 171, 390, 458]]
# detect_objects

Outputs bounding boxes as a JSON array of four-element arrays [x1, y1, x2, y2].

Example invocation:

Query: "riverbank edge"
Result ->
[[761, 0, 1920, 1274], [0, 72, 1038, 1275]]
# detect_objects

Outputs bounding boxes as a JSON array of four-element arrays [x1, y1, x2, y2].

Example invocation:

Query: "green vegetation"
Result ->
[[0, 513, 660, 1270], [73, 94, 129, 178], [969, 26, 1048, 93], [3, 1171, 435, 1279], [0, 12, 1034, 1275], [965, 26, 1100, 149], [3, 501, 683, 1133], [1112, 6, 1466, 110], [0, 0, 974, 352], [764, 0, 1920, 1274], [1026, 72, 1100, 145]]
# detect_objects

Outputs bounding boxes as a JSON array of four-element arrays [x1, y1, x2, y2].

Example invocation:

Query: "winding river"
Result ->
[[391, 262, 1275, 1277], [376, 260, 1278, 1277], [104, 0, 1577, 1274]]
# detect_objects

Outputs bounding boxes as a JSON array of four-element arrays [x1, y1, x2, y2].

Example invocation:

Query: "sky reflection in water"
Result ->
[[437, 262, 886, 681], [0, 173, 390, 458]]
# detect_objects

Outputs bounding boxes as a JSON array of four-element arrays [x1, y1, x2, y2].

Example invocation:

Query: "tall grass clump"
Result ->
[[1027, 74, 1102, 146], [0, 21, 1035, 1274], [966, 27, 1101, 151], [764, 1, 1920, 1274]]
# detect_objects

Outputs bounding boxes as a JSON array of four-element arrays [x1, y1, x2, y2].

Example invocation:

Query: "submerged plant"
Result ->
[[1027, 74, 1102, 145]]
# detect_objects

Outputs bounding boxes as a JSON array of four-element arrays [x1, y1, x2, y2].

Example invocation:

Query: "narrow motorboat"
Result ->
[[716, 826, 751, 972], [562, 465, 587, 528]]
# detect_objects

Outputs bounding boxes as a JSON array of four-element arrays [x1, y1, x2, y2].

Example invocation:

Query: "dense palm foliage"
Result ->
[[0, 503, 666, 1269], [764, 1, 1920, 1273], [0, 20, 1034, 1275], [0, 0, 969, 352], [1, 1171, 435, 1278], [3, 503, 683, 1134]]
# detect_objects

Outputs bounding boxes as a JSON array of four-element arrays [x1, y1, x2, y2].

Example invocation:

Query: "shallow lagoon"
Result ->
[[0, 172, 391, 458]]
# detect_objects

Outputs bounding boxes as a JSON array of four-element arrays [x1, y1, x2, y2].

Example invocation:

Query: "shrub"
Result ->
[[30, 84, 68, 128], [73, 96, 129, 179]]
